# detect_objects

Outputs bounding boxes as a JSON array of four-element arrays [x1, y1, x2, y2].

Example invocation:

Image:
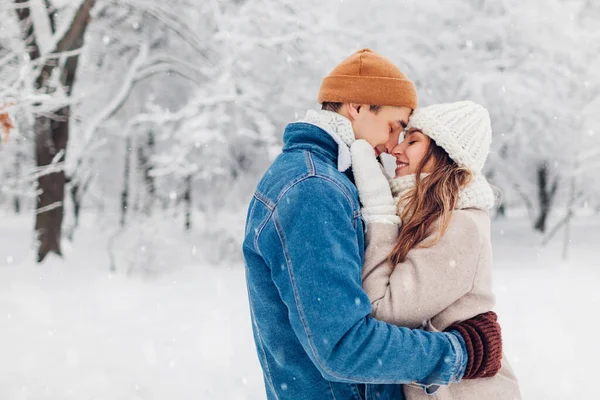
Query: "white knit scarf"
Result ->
[[300, 110, 355, 172], [390, 173, 496, 219]]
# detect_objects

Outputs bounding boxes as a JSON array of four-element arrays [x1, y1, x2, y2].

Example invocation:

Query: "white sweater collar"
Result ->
[[299, 110, 355, 172]]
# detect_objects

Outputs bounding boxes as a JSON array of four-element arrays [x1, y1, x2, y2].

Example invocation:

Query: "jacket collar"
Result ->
[[281, 110, 355, 172], [283, 121, 355, 172]]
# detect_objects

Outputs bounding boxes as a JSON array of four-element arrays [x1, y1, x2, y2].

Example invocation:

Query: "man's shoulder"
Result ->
[[255, 150, 358, 209]]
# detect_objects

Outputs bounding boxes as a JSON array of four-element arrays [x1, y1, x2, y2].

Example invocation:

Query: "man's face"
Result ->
[[374, 117, 408, 157], [349, 105, 411, 149]]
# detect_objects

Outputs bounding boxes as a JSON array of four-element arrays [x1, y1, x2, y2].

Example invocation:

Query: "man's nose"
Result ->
[[385, 142, 394, 153], [385, 133, 399, 153]]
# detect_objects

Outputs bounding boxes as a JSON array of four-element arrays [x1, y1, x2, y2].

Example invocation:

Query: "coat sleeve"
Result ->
[[362, 212, 482, 328], [259, 176, 466, 385]]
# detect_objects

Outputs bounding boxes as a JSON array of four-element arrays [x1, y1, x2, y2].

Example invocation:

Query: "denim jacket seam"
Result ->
[[327, 380, 339, 400], [272, 208, 396, 385], [253, 196, 274, 255], [353, 210, 362, 230], [314, 173, 356, 209], [272, 208, 321, 365], [245, 198, 259, 237], [314, 174, 360, 229], [255, 173, 352, 257], [354, 384, 366, 400], [275, 173, 315, 204], [305, 151, 316, 176], [254, 191, 275, 211], [276, 149, 357, 214], [313, 173, 360, 222], [245, 271, 281, 400]]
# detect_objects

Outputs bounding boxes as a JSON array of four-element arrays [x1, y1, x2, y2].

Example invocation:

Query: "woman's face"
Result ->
[[391, 128, 436, 178]]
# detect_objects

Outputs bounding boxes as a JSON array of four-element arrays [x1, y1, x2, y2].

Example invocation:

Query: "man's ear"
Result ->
[[346, 103, 361, 120]]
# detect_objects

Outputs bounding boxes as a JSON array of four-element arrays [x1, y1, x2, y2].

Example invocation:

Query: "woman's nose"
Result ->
[[391, 143, 404, 157]]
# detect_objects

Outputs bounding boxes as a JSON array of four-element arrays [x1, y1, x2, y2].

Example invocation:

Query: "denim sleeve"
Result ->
[[260, 177, 466, 385]]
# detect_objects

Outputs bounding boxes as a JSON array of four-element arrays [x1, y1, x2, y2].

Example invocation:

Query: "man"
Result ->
[[243, 49, 502, 400]]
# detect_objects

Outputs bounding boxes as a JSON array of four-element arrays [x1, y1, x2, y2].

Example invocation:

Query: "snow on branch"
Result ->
[[142, 54, 216, 79], [134, 63, 202, 86], [215, 31, 309, 48], [36, 201, 62, 214], [0, 51, 18, 68], [69, 42, 149, 168], [29, 161, 65, 180], [128, 94, 236, 126], [106, 0, 207, 57], [28, 0, 54, 55], [0, 90, 74, 116]]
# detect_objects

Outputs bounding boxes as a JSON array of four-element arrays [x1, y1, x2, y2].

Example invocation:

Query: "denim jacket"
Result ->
[[243, 122, 467, 400]]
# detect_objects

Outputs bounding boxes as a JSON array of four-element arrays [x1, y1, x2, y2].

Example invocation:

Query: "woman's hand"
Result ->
[[350, 140, 400, 225]]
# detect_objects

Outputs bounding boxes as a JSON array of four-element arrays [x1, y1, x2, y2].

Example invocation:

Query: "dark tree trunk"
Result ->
[[35, 109, 68, 261], [184, 174, 192, 230], [533, 162, 559, 233], [69, 181, 81, 230], [65, 168, 91, 240], [137, 131, 155, 215], [146, 131, 155, 197], [13, 197, 21, 214], [15, 0, 96, 261], [121, 137, 131, 227], [13, 149, 22, 214]]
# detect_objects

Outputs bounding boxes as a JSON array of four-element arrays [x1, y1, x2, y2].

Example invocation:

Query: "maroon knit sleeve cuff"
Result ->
[[445, 311, 503, 379]]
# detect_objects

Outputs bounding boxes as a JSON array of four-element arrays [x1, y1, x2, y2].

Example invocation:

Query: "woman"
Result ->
[[350, 101, 521, 399]]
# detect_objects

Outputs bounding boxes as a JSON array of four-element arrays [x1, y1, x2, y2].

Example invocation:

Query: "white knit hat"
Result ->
[[406, 100, 492, 174]]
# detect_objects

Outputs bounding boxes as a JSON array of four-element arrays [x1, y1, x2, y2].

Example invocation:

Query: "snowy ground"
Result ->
[[1, 211, 599, 399]]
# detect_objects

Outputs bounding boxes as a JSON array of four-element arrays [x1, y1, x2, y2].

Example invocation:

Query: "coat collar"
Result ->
[[298, 110, 355, 172]]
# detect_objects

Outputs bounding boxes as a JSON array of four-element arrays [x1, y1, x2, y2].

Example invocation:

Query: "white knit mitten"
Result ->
[[350, 140, 400, 225]]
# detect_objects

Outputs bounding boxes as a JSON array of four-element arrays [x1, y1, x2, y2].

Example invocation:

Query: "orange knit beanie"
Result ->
[[318, 48, 417, 109]]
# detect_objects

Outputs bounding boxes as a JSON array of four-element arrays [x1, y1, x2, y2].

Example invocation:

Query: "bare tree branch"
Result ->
[[128, 94, 237, 126], [14, 0, 42, 61], [45, 0, 57, 34], [105, 0, 212, 59], [135, 63, 202, 86], [54, 0, 95, 53], [35, 0, 96, 90], [80, 42, 149, 148]]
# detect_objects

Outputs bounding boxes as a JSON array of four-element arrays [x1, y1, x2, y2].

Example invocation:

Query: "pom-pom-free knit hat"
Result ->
[[407, 101, 492, 174], [318, 49, 417, 109]]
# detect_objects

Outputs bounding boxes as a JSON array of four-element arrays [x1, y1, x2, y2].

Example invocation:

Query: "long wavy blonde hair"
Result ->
[[388, 135, 473, 266]]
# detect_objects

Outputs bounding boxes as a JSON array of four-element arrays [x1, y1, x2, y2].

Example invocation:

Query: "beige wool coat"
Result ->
[[363, 208, 521, 400]]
